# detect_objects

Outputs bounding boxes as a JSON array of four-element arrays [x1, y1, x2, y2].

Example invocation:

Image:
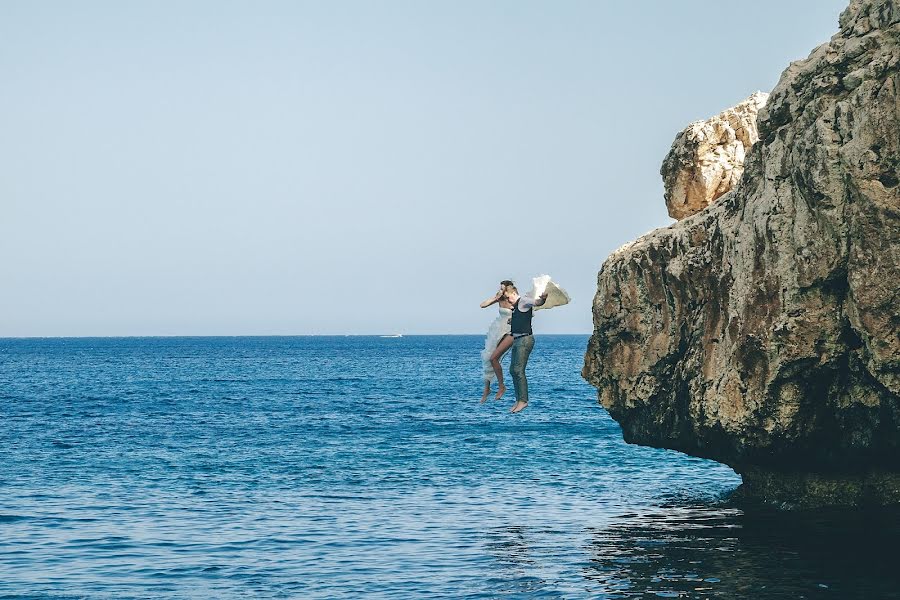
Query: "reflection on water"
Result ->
[[480, 502, 900, 598], [579, 503, 900, 598]]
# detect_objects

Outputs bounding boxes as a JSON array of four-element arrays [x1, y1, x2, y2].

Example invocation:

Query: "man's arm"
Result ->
[[519, 292, 548, 309]]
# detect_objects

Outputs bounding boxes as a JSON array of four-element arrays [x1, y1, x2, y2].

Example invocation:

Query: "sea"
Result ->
[[1, 335, 898, 599]]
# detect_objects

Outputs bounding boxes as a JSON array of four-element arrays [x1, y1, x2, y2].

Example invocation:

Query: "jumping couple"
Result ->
[[479, 280, 548, 413]]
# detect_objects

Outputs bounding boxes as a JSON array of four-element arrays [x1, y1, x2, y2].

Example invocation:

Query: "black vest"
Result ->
[[510, 299, 533, 335]]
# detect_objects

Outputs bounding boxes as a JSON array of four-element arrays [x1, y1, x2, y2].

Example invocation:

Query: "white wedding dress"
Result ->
[[482, 306, 512, 383]]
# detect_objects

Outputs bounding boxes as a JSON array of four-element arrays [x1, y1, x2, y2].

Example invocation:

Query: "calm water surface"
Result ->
[[1, 336, 898, 598]]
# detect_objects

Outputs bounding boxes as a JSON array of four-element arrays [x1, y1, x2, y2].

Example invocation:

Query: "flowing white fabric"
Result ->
[[481, 306, 512, 383], [529, 274, 571, 311]]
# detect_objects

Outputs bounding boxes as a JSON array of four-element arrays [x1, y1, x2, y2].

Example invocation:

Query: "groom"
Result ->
[[504, 285, 548, 414]]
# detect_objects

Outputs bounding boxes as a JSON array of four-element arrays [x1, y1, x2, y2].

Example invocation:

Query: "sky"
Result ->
[[1, 0, 850, 336]]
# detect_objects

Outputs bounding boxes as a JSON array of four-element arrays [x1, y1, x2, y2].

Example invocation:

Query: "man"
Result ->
[[504, 285, 548, 414]]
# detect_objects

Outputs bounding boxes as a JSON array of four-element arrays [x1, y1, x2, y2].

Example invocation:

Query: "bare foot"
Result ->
[[510, 401, 528, 413], [495, 384, 506, 400], [480, 388, 490, 404]]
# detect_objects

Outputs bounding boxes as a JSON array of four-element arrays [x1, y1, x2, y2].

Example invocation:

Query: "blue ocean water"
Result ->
[[1, 336, 898, 599]]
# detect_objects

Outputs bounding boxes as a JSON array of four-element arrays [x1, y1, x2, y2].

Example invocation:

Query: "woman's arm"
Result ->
[[480, 291, 503, 308]]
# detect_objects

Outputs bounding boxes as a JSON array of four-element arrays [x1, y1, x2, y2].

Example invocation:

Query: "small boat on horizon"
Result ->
[[380, 334, 403, 338]]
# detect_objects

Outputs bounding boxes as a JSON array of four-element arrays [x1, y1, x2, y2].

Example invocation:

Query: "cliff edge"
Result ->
[[583, 0, 900, 507]]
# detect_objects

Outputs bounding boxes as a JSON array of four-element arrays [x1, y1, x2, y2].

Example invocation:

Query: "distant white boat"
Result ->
[[380, 334, 403, 338]]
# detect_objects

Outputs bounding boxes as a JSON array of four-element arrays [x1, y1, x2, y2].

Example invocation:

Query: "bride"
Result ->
[[479, 280, 516, 403]]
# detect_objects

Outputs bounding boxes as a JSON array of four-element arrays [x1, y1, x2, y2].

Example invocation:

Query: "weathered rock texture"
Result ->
[[584, 0, 900, 507], [662, 92, 769, 220]]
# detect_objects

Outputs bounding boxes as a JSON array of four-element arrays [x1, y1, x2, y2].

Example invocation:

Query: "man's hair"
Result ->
[[501, 279, 514, 288]]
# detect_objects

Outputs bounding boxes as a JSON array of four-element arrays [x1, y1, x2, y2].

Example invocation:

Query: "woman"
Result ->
[[479, 280, 517, 403]]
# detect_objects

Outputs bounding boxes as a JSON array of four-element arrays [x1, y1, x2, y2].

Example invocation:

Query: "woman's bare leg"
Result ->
[[480, 380, 491, 403], [490, 335, 514, 400]]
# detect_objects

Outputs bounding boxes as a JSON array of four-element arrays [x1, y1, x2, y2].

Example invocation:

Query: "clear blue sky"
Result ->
[[1, 0, 849, 336]]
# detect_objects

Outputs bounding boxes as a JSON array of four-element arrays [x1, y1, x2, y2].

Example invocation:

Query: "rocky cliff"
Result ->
[[583, 0, 900, 507], [662, 92, 769, 220]]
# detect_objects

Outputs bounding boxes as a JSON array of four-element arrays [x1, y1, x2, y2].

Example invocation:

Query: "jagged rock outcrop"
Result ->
[[583, 0, 900, 507], [662, 92, 769, 220]]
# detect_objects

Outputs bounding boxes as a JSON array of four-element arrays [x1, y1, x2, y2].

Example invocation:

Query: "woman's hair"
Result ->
[[501, 280, 517, 294]]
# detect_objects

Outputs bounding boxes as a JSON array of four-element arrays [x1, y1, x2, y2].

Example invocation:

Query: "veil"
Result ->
[[529, 274, 570, 311]]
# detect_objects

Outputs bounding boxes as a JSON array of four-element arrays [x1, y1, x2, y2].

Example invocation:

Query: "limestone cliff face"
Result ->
[[583, 0, 900, 506], [662, 92, 768, 221]]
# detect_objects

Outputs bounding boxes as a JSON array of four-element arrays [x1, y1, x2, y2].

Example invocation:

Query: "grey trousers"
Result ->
[[510, 334, 535, 404]]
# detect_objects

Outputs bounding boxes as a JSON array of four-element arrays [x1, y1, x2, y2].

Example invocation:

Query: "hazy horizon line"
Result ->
[[0, 332, 592, 340]]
